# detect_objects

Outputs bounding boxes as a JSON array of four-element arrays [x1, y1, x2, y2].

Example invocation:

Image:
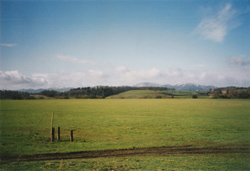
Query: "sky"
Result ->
[[0, 0, 250, 90]]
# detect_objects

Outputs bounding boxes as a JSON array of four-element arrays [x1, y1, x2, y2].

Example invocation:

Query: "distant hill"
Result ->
[[19, 87, 73, 93], [165, 83, 216, 91], [17, 83, 216, 93], [135, 83, 216, 91], [18, 89, 46, 94]]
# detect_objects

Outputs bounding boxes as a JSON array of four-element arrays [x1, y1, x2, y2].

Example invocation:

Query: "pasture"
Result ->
[[0, 99, 250, 170], [107, 90, 198, 99]]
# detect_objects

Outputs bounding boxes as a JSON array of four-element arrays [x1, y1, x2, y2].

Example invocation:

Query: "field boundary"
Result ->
[[1, 145, 249, 162]]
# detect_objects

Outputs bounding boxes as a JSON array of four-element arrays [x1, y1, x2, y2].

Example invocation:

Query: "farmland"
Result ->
[[1, 98, 250, 170]]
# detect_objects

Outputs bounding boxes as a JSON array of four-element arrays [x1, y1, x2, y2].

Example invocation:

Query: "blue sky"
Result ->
[[0, 0, 250, 89]]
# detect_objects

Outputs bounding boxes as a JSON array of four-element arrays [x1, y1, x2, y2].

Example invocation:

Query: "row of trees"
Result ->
[[210, 88, 250, 99]]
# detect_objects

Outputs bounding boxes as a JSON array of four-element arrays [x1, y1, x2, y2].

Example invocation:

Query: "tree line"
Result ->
[[0, 90, 32, 100]]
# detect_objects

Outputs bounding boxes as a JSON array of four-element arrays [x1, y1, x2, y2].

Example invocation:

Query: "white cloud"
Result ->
[[0, 70, 48, 90], [0, 70, 107, 89], [56, 55, 94, 64], [1, 43, 17, 47], [1, 64, 249, 90], [195, 3, 237, 42]]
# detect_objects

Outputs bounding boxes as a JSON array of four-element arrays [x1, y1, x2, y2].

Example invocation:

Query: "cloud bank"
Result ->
[[1, 64, 249, 90], [0, 70, 48, 90]]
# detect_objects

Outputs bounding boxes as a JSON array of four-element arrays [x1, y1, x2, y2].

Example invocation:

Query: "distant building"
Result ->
[[221, 90, 227, 94]]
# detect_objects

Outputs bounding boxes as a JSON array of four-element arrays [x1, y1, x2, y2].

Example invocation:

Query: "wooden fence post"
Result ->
[[51, 127, 55, 142], [70, 130, 73, 142], [57, 127, 60, 141], [51, 112, 54, 133]]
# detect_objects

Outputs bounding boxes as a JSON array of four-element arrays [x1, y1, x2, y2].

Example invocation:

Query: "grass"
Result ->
[[0, 99, 250, 170], [108, 90, 167, 98], [108, 90, 206, 99], [1, 154, 250, 170], [160, 90, 200, 98]]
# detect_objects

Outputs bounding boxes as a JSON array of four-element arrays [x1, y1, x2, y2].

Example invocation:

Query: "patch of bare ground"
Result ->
[[1, 144, 249, 162]]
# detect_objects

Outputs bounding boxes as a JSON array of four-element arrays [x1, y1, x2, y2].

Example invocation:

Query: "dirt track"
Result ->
[[1, 145, 249, 162]]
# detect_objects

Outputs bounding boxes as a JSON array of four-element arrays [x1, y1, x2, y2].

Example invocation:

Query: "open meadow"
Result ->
[[0, 99, 250, 170], [107, 90, 198, 99]]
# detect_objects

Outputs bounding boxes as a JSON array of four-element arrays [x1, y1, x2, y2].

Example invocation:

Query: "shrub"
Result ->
[[192, 95, 198, 99]]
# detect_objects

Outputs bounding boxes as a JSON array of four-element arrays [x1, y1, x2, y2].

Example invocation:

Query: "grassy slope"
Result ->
[[107, 90, 165, 98], [108, 90, 202, 99]]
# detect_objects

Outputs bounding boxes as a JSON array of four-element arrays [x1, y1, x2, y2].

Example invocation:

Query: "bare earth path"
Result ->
[[1, 145, 249, 162]]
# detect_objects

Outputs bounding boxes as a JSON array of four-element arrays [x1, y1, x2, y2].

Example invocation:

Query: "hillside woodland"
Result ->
[[1, 86, 250, 100], [0, 86, 169, 99]]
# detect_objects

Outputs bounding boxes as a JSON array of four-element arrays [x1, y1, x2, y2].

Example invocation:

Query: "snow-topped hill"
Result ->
[[135, 83, 216, 91]]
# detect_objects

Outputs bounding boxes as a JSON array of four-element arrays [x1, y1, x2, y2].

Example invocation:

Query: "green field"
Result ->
[[108, 90, 166, 98], [108, 90, 199, 99], [1, 99, 250, 170]]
